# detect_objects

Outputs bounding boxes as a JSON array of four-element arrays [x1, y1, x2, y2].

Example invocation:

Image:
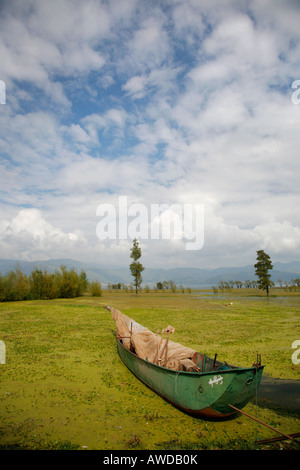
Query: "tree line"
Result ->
[[214, 251, 300, 295], [0, 265, 102, 301], [213, 280, 259, 292], [214, 277, 300, 293], [107, 281, 192, 294]]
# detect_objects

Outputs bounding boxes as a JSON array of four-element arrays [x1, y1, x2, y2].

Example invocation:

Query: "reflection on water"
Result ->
[[258, 376, 300, 413]]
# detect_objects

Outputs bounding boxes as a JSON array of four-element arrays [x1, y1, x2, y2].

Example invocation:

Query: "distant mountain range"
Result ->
[[0, 258, 300, 288]]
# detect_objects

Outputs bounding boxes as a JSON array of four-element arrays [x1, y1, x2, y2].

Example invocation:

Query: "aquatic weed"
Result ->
[[126, 434, 141, 448]]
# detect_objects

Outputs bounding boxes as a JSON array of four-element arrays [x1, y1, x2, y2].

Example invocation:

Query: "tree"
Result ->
[[30, 268, 57, 299], [293, 278, 300, 288], [54, 266, 87, 298], [89, 280, 102, 297], [129, 238, 145, 295], [254, 250, 273, 296], [0, 268, 30, 301], [168, 280, 177, 293], [79, 270, 88, 295], [234, 280, 243, 289]]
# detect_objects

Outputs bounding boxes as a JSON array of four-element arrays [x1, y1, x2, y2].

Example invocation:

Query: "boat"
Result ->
[[106, 305, 265, 419]]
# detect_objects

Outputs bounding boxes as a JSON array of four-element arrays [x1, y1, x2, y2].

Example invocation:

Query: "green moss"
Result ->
[[0, 290, 299, 450]]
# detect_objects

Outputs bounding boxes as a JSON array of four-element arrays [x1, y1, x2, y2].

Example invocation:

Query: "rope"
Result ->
[[255, 363, 258, 443]]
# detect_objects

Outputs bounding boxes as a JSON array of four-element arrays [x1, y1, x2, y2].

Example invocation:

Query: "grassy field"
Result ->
[[0, 289, 299, 450]]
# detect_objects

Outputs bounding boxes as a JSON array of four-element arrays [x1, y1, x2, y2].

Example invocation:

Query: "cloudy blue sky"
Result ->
[[0, 0, 300, 269]]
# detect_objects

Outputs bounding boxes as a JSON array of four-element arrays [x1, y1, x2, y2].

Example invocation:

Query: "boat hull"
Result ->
[[117, 339, 264, 419]]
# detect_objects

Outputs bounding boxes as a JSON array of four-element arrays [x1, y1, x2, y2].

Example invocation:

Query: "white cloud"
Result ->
[[0, 0, 108, 108], [125, 15, 171, 72], [123, 66, 182, 100], [172, 1, 206, 42], [81, 108, 129, 135], [253, 220, 300, 254], [0, 209, 86, 261], [0, 0, 300, 268], [123, 75, 147, 99]]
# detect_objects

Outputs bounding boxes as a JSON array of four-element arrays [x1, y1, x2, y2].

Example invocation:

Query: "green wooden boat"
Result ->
[[108, 306, 265, 419]]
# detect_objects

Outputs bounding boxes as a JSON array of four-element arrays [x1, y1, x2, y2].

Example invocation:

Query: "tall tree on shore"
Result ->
[[130, 238, 145, 295], [254, 250, 273, 296]]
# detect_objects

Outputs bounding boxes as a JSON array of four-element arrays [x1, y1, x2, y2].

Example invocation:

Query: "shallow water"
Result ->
[[192, 292, 300, 305], [258, 376, 300, 413]]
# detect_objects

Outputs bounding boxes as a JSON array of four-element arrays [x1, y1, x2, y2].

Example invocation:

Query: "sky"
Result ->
[[0, 0, 300, 269]]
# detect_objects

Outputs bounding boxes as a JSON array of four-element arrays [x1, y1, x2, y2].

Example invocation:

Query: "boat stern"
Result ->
[[207, 365, 265, 417]]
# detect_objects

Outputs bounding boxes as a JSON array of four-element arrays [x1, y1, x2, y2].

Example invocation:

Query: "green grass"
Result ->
[[0, 289, 299, 450]]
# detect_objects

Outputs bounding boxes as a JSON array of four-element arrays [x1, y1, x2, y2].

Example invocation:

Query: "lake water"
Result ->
[[191, 292, 300, 306], [258, 376, 300, 413]]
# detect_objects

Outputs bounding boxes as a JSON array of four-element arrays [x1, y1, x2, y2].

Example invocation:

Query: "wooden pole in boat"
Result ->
[[212, 353, 217, 371], [159, 332, 169, 365], [153, 330, 160, 364], [228, 404, 300, 443], [161, 326, 175, 365], [164, 331, 171, 365], [154, 326, 175, 365], [153, 332, 165, 364]]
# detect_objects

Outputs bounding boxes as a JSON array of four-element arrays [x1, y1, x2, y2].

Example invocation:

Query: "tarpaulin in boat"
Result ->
[[107, 306, 198, 371]]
